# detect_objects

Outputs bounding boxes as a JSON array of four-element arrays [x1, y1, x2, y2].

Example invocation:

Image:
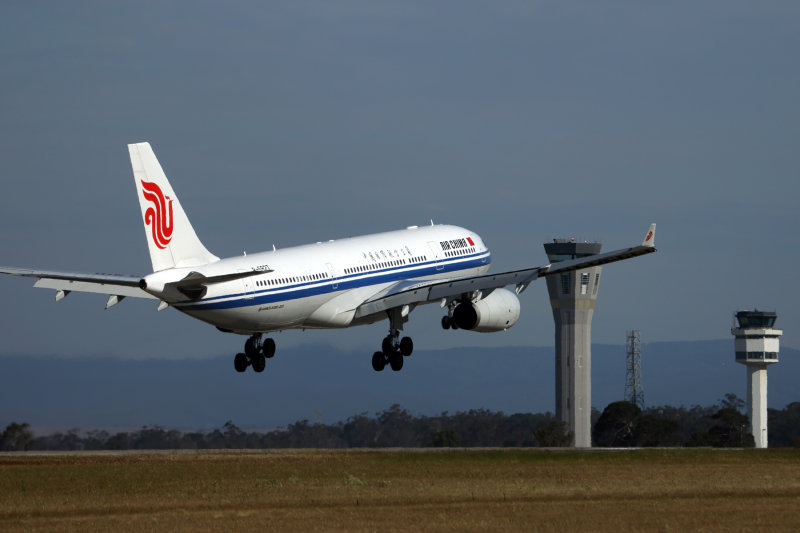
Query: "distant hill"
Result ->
[[1, 341, 797, 432]]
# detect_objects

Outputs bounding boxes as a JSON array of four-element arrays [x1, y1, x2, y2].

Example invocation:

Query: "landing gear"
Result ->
[[441, 302, 458, 330], [244, 336, 260, 358], [382, 335, 394, 355], [389, 351, 404, 371], [251, 354, 266, 373], [399, 336, 413, 356], [263, 338, 276, 358], [372, 351, 386, 372], [234, 334, 275, 373], [441, 316, 458, 330], [371, 309, 413, 372], [370, 347, 406, 373], [234, 352, 248, 373]]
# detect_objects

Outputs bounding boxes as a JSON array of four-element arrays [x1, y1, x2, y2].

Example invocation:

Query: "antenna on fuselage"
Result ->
[[430, 219, 434, 226]]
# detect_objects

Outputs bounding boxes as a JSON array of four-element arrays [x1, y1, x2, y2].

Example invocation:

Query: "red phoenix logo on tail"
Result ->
[[141, 180, 174, 249]]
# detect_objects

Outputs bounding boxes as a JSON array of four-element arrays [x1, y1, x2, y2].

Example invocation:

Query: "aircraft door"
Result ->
[[238, 269, 254, 300], [326, 263, 338, 290], [427, 242, 444, 271]]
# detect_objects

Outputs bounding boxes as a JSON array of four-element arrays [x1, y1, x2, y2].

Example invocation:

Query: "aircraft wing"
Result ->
[[0, 267, 157, 307], [354, 224, 657, 319]]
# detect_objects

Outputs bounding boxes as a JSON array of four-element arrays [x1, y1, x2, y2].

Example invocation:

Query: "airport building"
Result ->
[[732, 309, 782, 448], [544, 240, 602, 448]]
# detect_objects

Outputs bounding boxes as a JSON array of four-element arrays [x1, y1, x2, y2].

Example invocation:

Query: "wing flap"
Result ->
[[354, 267, 548, 319], [427, 268, 545, 300]]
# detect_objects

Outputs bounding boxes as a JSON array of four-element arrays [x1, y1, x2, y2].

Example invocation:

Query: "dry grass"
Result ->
[[1, 448, 799, 532]]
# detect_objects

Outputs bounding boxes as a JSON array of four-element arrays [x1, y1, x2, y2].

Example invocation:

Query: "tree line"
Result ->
[[3, 396, 800, 451]]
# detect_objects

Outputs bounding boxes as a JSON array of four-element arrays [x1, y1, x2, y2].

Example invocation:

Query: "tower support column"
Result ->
[[551, 300, 595, 447], [747, 364, 769, 448]]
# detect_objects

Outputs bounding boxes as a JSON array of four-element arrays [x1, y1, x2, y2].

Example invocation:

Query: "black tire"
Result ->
[[252, 354, 266, 373], [399, 336, 413, 357], [381, 336, 394, 355], [372, 351, 386, 372], [234, 353, 248, 373], [262, 338, 276, 358], [244, 337, 259, 358], [441, 316, 451, 330], [389, 352, 404, 372]]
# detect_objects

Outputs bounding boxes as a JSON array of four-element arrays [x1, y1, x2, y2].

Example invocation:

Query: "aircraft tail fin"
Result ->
[[129, 142, 219, 272]]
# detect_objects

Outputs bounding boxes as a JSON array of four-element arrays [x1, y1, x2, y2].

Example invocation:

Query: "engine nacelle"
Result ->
[[452, 288, 521, 332]]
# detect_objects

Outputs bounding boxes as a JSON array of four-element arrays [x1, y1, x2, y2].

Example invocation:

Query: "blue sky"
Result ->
[[1, 1, 798, 360]]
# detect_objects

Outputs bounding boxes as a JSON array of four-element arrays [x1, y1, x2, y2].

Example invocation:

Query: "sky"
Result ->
[[0, 1, 798, 362]]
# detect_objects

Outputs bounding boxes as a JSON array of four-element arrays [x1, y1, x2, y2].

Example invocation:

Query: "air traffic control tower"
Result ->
[[544, 239, 602, 448], [732, 310, 782, 448]]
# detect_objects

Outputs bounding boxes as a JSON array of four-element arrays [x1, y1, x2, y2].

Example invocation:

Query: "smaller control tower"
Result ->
[[731, 310, 782, 448]]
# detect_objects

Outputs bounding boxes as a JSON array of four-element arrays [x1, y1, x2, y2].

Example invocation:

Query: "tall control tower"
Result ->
[[544, 239, 602, 447], [732, 310, 782, 448]]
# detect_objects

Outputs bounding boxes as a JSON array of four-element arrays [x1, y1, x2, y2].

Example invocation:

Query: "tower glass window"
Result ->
[[580, 273, 590, 295], [736, 311, 777, 328]]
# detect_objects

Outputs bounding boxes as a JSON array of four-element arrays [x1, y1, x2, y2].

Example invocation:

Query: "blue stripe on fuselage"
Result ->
[[175, 251, 491, 311]]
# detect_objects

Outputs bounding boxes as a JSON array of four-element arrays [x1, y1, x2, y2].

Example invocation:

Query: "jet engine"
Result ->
[[452, 288, 521, 332]]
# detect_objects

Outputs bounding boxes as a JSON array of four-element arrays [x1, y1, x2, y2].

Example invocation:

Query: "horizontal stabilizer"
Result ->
[[0, 267, 157, 300], [34, 278, 156, 299]]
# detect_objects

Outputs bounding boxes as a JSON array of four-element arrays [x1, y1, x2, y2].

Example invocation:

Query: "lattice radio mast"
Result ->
[[625, 330, 644, 408]]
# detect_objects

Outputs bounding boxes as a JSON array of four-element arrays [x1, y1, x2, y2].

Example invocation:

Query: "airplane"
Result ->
[[0, 143, 657, 373]]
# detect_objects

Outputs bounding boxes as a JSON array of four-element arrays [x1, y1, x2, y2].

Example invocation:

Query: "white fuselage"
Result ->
[[159, 224, 491, 334]]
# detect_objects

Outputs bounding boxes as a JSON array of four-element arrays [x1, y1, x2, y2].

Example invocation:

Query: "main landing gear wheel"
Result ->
[[389, 352, 404, 371], [234, 353, 248, 373], [372, 351, 386, 372], [244, 337, 260, 358], [441, 315, 458, 330], [263, 338, 276, 359], [381, 336, 394, 355], [252, 354, 266, 373], [399, 336, 413, 357]]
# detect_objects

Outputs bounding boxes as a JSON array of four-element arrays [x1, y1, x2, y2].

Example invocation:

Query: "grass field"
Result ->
[[1, 448, 799, 532]]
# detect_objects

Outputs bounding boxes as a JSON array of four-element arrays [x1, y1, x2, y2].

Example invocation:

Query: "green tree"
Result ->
[[430, 429, 462, 447], [533, 420, 573, 447], [1, 422, 34, 451], [719, 393, 745, 412], [688, 407, 755, 447], [634, 417, 682, 447], [593, 401, 642, 447], [769, 402, 800, 447]]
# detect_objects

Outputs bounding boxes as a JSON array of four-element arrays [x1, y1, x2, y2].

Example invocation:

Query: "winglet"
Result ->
[[642, 223, 656, 247]]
